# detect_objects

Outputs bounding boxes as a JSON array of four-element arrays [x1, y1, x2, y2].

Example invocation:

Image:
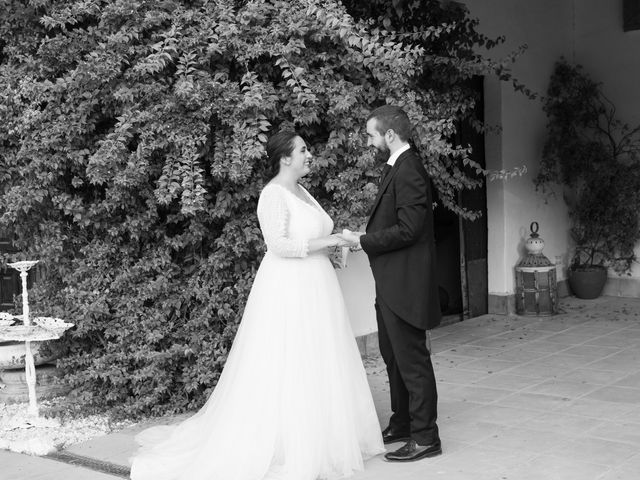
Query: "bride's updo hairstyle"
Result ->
[[266, 130, 298, 177]]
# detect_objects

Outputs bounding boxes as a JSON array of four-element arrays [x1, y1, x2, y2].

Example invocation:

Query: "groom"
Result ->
[[346, 105, 442, 462]]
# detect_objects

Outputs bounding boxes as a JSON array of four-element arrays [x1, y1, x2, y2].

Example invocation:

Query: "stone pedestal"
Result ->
[[0, 341, 54, 369], [0, 364, 66, 403]]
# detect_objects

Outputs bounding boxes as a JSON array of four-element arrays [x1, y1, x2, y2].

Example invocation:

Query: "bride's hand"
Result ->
[[339, 230, 363, 248], [328, 233, 351, 248], [308, 235, 349, 253]]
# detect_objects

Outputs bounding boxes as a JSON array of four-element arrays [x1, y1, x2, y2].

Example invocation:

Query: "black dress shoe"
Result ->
[[384, 439, 442, 462], [381, 426, 411, 444]]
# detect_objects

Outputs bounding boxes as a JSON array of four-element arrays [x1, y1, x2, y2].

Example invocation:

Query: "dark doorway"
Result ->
[[459, 76, 488, 318], [434, 199, 462, 316], [0, 238, 20, 311], [434, 76, 488, 319]]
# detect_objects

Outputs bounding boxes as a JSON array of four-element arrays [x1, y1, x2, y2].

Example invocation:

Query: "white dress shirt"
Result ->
[[386, 143, 411, 167]]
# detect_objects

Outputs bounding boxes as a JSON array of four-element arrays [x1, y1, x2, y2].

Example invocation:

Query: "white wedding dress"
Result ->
[[130, 183, 384, 480]]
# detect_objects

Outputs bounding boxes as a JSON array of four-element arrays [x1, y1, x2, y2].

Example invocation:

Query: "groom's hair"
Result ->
[[367, 105, 412, 142], [266, 130, 298, 177]]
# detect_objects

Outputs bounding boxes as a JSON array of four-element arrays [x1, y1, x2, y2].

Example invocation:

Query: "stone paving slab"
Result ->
[[0, 450, 121, 480], [65, 432, 137, 469], [64, 413, 191, 469], [2, 296, 640, 479]]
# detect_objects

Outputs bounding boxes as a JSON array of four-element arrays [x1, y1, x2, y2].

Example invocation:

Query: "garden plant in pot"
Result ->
[[536, 59, 640, 299]]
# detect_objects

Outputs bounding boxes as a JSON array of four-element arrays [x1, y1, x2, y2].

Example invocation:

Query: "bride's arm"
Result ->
[[257, 187, 346, 257], [308, 235, 348, 252]]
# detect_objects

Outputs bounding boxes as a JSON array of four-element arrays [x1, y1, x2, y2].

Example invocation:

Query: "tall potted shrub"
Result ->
[[536, 59, 640, 298]]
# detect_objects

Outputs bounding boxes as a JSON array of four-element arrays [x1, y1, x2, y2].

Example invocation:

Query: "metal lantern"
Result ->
[[515, 222, 558, 316]]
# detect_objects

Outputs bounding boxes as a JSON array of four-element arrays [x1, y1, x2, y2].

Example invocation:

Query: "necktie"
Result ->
[[380, 164, 392, 185]]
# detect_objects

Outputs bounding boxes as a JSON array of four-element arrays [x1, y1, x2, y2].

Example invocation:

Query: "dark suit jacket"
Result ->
[[360, 148, 442, 330]]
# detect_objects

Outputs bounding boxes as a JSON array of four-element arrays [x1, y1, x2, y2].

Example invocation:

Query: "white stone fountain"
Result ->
[[0, 260, 73, 417]]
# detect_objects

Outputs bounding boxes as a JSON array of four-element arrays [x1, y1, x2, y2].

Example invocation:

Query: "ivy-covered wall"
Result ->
[[1, 0, 513, 416]]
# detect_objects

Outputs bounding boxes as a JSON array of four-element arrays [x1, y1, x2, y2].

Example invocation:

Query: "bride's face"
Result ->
[[283, 136, 312, 178]]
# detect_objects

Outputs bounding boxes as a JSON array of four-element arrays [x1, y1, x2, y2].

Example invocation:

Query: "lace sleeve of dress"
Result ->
[[257, 186, 309, 258]]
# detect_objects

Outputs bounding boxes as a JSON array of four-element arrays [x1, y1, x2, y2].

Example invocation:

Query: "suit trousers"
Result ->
[[376, 294, 440, 446]]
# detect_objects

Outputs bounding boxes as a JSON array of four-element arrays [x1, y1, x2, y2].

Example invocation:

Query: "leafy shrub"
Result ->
[[536, 59, 640, 274], [1, 0, 518, 417]]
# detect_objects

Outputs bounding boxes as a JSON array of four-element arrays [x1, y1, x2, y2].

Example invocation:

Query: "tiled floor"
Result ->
[[2, 296, 639, 479], [360, 296, 640, 480]]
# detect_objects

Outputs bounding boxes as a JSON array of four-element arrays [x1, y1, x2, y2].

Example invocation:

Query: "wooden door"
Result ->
[[459, 76, 488, 317], [0, 238, 19, 311]]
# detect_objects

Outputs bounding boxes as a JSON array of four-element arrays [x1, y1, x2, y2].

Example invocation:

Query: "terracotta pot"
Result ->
[[0, 341, 56, 370], [568, 266, 608, 299]]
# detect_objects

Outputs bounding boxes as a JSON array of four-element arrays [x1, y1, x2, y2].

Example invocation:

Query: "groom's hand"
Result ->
[[340, 229, 364, 250]]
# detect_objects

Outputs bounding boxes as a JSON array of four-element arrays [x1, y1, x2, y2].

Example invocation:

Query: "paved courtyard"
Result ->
[[1, 295, 639, 479]]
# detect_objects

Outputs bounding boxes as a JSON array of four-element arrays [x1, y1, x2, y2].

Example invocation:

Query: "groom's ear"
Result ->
[[385, 128, 400, 146]]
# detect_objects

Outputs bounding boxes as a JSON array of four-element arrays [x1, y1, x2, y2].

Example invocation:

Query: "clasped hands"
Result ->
[[330, 229, 364, 250]]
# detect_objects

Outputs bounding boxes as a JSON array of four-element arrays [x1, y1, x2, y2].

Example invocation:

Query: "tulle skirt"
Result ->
[[130, 251, 384, 480]]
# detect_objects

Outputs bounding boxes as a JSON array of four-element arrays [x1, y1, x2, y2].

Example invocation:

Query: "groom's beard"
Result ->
[[373, 147, 390, 164]]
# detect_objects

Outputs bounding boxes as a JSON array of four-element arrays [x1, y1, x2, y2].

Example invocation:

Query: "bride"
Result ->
[[130, 131, 385, 480]]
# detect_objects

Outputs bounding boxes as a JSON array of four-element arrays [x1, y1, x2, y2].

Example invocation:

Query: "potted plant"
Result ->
[[536, 59, 640, 299]]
